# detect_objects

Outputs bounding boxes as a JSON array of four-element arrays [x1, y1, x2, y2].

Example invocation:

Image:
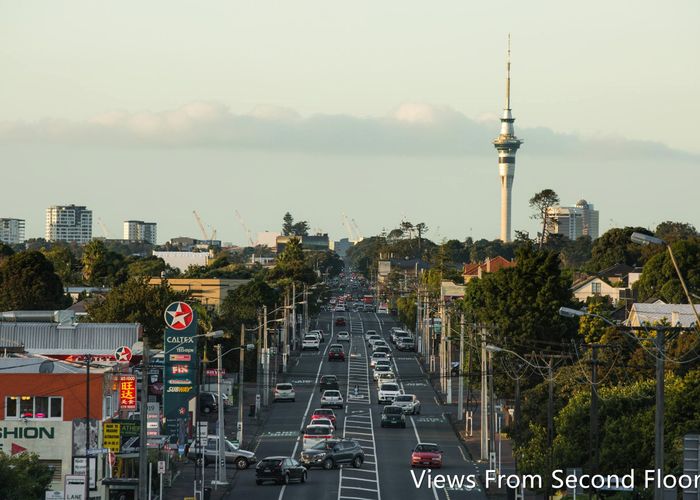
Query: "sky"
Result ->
[[1, 0, 698, 245]]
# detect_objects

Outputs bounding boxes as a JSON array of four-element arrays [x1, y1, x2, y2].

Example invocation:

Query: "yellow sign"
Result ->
[[103, 422, 121, 452]]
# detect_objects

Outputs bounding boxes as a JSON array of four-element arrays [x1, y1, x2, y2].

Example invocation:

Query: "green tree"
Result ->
[[306, 250, 344, 278], [268, 237, 317, 284], [635, 237, 700, 303], [0, 251, 69, 310], [655, 221, 698, 243], [81, 239, 126, 286], [586, 226, 655, 272], [529, 189, 560, 248], [282, 212, 294, 236], [126, 256, 174, 279], [219, 278, 279, 327], [396, 293, 417, 330], [0, 451, 54, 499], [40, 244, 77, 284], [86, 277, 189, 347], [291, 221, 310, 236], [0, 243, 14, 259], [415, 222, 428, 250]]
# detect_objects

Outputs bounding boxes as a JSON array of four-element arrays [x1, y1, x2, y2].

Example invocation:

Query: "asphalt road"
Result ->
[[224, 310, 486, 500]]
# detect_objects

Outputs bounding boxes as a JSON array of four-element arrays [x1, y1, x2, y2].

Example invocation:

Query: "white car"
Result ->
[[367, 335, 382, 348], [335, 304, 346, 312], [303, 334, 320, 350], [337, 331, 350, 342], [370, 352, 388, 368], [377, 305, 389, 314], [273, 383, 296, 402], [311, 417, 336, 431], [377, 383, 402, 404], [308, 330, 324, 343], [374, 359, 391, 371], [372, 364, 393, 380], [372, 340, 389, 351], [364, 330, 377, 339], [320, 390, 344, 408], [375, 371, 397, 386], [302, 424, 334, 449]]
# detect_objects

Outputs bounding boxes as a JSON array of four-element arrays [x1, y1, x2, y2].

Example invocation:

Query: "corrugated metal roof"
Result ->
[[0, 356, 104, 374], [0, 322, 140, 354], [627, 303, 700, 327]]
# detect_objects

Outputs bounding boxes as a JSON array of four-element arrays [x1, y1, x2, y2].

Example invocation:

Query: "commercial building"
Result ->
[[123, 220, 157, 245], [45, 205, 93, 244], [546, 200, 600, 240], [148, 277, 250, 308], [256, 231, 280, 249], [152, 250, 211, 271], [331, 238, 353, 258], [0, 218, 25, 245]]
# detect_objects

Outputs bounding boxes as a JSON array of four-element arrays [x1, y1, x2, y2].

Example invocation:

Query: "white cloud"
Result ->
[[0, 101, 695, 160]]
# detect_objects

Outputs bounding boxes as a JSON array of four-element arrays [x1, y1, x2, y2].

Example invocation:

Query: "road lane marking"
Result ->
[[409, 416, 441, 500], [457, 445, 468, 462]]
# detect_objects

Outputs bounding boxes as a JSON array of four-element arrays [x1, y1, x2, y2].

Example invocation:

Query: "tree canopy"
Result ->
[[0, 451, 54, 500], [635, 237, 700, 303], [0, 251, 69, 310]]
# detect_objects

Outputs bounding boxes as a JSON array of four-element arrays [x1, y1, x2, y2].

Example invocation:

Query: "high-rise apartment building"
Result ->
[[0, 218, 25, 245], [45, 205, 93, 244], [123, 220, 157, 245], [547, 199, 600, 240]]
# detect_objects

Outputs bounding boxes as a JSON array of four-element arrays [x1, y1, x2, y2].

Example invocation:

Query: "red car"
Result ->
[[411, 443, 443, 468], [311, 408, 337, 426], [335, 317, 346, 326], [328, 346, 345, 362]]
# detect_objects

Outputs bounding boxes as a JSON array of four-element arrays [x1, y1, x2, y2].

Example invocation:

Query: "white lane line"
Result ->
[[340, 497, 376, 500], [457, 445, 468, 462], [409, 416, 441, 500], [344, 468, 377, 474], [341, 486, 379, 493], [341, 477, 377, 483]]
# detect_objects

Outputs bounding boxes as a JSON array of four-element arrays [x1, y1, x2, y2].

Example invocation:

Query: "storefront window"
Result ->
[[4, 396, 63, 419]]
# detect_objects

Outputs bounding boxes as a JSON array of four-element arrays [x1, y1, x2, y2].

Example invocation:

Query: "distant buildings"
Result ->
[[148, 277, 250, 308], [276, 234, 330, 253], [256, 231, 280, 249], [331, 238, 353, 258], [570, 263, 640, 307], [45, 204, 92, 244], [123, 220, 157, 244], [152, 250, 211, 271], [0, 218, 25, 245], [547, 199, 600, 240]]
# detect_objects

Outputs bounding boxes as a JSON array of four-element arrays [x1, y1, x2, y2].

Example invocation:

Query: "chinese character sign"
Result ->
[[119, 375, 137, 410]]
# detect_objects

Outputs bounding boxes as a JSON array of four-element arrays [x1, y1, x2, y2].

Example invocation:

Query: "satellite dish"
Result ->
[[39, 360, 55, 374]]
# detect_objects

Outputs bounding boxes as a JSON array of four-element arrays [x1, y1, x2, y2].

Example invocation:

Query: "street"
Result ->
[[223, 310, 486, 500]]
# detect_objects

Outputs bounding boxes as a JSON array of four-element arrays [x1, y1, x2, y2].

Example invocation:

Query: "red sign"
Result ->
[[114, 346, 132, 362], [206, 369, 226, 377], [164, 302, 194, 331], [171, 365, 189, 375], [119, 375, 137, 410]]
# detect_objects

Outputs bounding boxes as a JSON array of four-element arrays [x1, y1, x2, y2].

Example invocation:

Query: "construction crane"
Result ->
[[350, 218, 363, 242], [97, 218, 112, 239], [341, 213, 357, 243], [192, 210, 216, 243], [234, 210, 255, 247]]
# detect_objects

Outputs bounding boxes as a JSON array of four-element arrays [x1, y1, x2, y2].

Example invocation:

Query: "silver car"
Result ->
[[187, 435, 257, 469], [393, 394, 421, 414]]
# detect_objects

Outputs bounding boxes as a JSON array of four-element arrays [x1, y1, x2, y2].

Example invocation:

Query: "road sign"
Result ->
[[157, 460, 166, 474], [103, 422, 121, 452], [114, 345, 133, 362], [64, 474, 85, 500]]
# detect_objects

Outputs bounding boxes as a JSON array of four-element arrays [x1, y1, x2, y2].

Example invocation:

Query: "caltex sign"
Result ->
[[163, 302, 198, 443]]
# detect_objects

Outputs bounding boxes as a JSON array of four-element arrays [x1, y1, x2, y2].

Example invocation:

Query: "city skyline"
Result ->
[[1, 1, 698, 244]]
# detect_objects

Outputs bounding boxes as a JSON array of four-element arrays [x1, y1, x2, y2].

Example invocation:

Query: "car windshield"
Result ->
[[372, 353, 387, 359], [395, 395, 413, 402], [375, 366, 389, 372], [314, 418, 332, 426], [330, 347, 343, 352], [381, 384, 399, 391], [376, 347, 390, 353], [324, 391, 341, 397], [259, 458, 282, 467], [311, 440, 338, 450], [321, 376, 337, 382], [315, 410, 332, 416], [306, 426, 331, 435], [384, 407, 403, 414], [415, 444, 439, 453], [277, 384, 292, 390], [304, 335, 317, 340], [369, 336, 380, 340]]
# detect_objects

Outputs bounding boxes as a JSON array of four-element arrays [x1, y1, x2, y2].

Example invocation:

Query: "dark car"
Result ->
[[256, 456, 307, 485], [328, 345, 345, 362], [380, 405, 406, 428], [199, 392, 218, 414], [320, 375, 340, 392], [299, 439, 364, 469], [335, 317, 346, 326]]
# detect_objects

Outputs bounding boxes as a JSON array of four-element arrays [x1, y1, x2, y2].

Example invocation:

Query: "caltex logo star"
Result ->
[[164, 302, 194, 331]]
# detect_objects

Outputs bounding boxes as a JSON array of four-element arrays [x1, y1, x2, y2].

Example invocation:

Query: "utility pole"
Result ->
[[238, 325, 244, 444], [282, 289, 288, 373], [139, 339, 149, 500], [589, 344, 600, 492], [263, 305, 269, 407], [480, 326, 488, 461], [304, 284, 309, 333], [256, 313, 262, 417], [415, 289, 422, 354], [215, 343, 227, 487], [458, 313, 465, 420], [291, 282, 296, 354], [654, 329, 664, 500], [446, 312, 452, 404], [85, 354, 91, 500], [489, 347, 497, 470]]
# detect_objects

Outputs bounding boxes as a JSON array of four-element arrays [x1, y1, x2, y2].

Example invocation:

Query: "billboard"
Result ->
[[163, 301, 198, 443]]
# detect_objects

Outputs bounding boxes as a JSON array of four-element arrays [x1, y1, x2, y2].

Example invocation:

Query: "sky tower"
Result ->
[[493, 35, 523, 243]]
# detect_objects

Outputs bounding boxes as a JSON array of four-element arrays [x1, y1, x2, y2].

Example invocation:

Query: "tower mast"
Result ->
[[493, 34, 523, 243]]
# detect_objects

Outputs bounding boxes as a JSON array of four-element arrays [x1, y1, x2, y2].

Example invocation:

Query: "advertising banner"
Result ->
[[163, 301, 198, 443], [118, 375, 137, 410]]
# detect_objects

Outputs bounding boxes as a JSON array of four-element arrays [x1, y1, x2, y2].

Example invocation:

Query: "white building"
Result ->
[[152, 250, 211, 272], [45, 205, 92, 244], [256, 231, 280, 249], [0, 218, 25, 244], [123, 220, 157, 244], [547, 199, 600, 240]]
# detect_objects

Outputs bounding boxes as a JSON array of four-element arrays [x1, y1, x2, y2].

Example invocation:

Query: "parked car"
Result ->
[[273, 383, 295, 402], [377, 383, 402, 404], [187, 435, 257, 469], [380, 405, 406, 428], [302, 334, 320, 350], [319, 375, 340, 393], [393, 394, 421, 414], [321, 390, 344, 408], [335, 317, 346, 326], [410, 443, 443, 468], [302, 424, 334, 449], [311, 408, 337, 425], [256, 456, 308, 485], [328, 345, 345, 362], [337, 331, 350, 342], [299, 439, 365, 469]]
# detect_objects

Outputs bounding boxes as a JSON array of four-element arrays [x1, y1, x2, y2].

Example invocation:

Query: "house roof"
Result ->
[[598, 263, 635, 278], [627, 303, 700, 327], [463, 256, 515, 276]]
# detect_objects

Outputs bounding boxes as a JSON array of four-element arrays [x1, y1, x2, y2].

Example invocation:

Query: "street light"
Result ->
[[558, 306, 586, 319]]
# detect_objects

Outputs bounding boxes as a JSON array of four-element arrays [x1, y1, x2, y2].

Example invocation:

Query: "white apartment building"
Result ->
[[547, 199, 600, 240], [123, 220, 157, 244], [45, 205, 93, 244], [0, 218, 25, 245]]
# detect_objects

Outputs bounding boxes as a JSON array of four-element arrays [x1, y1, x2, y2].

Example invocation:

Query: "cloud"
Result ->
[[0, 101, 695, 160]]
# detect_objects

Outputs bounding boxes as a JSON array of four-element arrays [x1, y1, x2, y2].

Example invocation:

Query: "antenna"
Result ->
[[506, 33, 511, 110]]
